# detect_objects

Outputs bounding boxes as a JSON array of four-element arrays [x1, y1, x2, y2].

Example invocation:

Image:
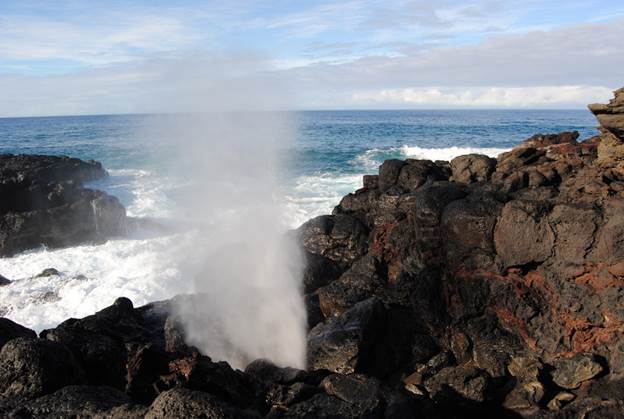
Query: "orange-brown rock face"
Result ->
[[297, 88, 624, 416]]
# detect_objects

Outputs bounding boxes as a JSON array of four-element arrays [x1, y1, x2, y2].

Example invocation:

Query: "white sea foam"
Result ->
[[0, 234, 188, 331], [284, 172, 363, 228], [401, 145, 509, 161]]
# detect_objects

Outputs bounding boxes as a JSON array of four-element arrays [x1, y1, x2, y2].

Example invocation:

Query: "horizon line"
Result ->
[[0, 107, 594, 120]]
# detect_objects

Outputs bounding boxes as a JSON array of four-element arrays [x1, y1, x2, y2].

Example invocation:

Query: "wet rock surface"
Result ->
[[0, 154, 127, 257], [2, 90, 624, 417]]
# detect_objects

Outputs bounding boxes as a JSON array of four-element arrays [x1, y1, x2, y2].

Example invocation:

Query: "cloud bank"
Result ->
[[0, 1, 622, 115]]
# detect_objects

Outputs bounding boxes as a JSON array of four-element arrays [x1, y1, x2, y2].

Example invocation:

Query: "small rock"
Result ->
[[507, 356, 543, 382], [424, 365, 491, 403], [551, 353, 604, 389], [35, 268, 61, 278], [503, 381, 545, 412], [0, 274, 10, 286], [547, 391, 576, 411], [450, 331, 471, 364]]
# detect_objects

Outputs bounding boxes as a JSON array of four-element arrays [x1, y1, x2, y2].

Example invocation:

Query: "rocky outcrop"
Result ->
[[1, 90, 624, 417], [0, 154, 127, 256], [589, 88, 624, 168]]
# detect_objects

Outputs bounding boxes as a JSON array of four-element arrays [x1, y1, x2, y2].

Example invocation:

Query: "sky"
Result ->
[[0, 0, 623, 116]]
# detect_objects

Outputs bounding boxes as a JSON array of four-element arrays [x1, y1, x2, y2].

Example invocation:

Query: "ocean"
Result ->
[[0, 110, 598, 330]]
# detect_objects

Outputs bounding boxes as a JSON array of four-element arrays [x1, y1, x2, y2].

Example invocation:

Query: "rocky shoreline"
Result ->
[[1, 89, 624, 418]]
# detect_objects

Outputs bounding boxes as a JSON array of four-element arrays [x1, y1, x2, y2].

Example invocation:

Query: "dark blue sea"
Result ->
[[0, 110, 599, 329]]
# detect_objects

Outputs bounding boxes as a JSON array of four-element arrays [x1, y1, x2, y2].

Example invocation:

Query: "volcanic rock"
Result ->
[[551, 354, 604, 389], [0, 274, 9, 286], [0, 154, 127, 256], [0, 337, 85, 400], [307, 297, 386, 374], [450, 154, 497, 183], [0, 318, 36, 350]]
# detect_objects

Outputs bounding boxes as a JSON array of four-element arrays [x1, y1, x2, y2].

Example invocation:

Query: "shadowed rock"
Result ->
[[0, 154, 127, 257]]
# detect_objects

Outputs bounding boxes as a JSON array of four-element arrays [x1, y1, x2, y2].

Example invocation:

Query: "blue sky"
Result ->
[[0, 0, 623, 115]]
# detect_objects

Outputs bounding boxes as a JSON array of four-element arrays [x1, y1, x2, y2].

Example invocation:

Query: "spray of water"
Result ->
[[139, 55, 307, 368]]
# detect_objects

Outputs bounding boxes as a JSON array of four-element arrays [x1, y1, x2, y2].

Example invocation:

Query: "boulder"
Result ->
[[0, 337, 85, 400], [41, 297, 169, 389], [145, 388, 259, 419], [450, 154, 496, 183], [0, 318, 36, 350], [551, 353, 604, 389], [0, 154, 127, 256], [378, 159, 406, 191], [396, 159, 448, 191], [317, 255, 385, 318], [307, 297, 386, 374], [423, 365, 491, 403], [302, 251, 343, 294], [7, 385, 146, 418], [297, 214, 369, 268]]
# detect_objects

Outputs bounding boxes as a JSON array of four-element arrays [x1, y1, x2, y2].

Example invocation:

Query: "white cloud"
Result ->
[[350, 86, 614, 108]]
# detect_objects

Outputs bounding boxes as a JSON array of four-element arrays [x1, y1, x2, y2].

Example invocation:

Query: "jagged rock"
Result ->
[[245, 359, 309, 386], [0, 318, 36, 350], [0, 274, 10, 286], [7, 385, 146, 418], [266, 392, 380, 419], [589, 88, 624, 167], [0, 337, 85, 400], [125, 344, 170, 404], [307, 297, 386, 374], [265, 381, 320, 410], [378, 159, 406, 191], [317, 255, 385, 318], [547, 391, 576, 411], [297, 214, 369, 268], [450, 154, 497, 183], [35, 268, 61, 277], [41, 297, 169, 390], [318, 373, 383, 416], [145, 388, 259, 419], [304, 293, 324, 330], [0, 154, 127, 257], [423, 365, 491, 403], [156, 352, 262, 411], [163, 315, 187, 353], [302, 251, 343, 294], [503, 381, 545, 413], [396, 159, 448, 191], [494, 199, 554, 268], [551, 353, 604, 389], [507, 356, 543, 382]]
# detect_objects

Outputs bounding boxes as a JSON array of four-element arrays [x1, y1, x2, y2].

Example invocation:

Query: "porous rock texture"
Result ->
[[0, 154, 127, 256], [1, 90, 624, 417]]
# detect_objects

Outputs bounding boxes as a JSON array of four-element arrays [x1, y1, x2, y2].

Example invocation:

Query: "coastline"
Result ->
[[1, 89, 624, 417]]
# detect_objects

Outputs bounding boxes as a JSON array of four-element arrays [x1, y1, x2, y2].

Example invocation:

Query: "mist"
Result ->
[[139, 54, 307, 369]]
